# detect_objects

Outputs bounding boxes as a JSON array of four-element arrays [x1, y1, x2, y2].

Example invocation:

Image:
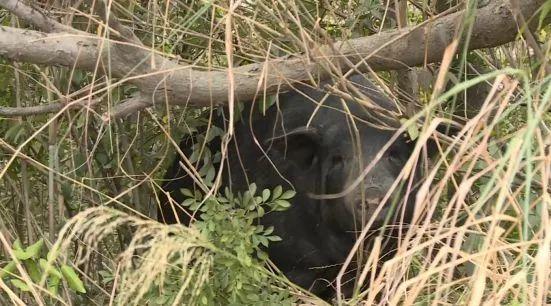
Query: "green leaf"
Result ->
[[400, 118, 419, 140], [189, 201, 201, 211], [279, 190, 296, 200], [254, 196, 263, 205], [24, 260, 42, 283], [46, 247, 59, 261], [60, 265, 86, 293], [272, 186, 283, 200], [257, 205, 265, 218], [205, 165, 215, 183], [207, 220, 215, 232], [13, 239, 23, 251], [260, 94, 277, 115], [509, 300, 523, 306], [224, 187, 232, 200], [12, 239, 34, 260], [11, 239, 44, 260], [264, 226, 274, 235], [242, 191, 253, 208], [274, 200, 291, 210], [180, 188, 194, 198], [181, 198, 196, 207], [39, 259, 63, 279], [60, 183, 73, 202], [189, 147, 200, 163], [4, 122, 27, 144], [10, 279, 30, 291], [261, 189, 270, 202], [95, 152, 110, 167], [539, 1, 551, 29], [0, 261, 16, 279], [47, 274, 61, 296], [267, 235, 282, 242], [258, 236, 269, 248], [248, 183, 257, 196], [12, 249, 30, 260], [13, 249, 31, 261], [24, 239, 44, 259], [246, 293, 259, 301], [202, 149, 212, 164], [257, 250, 269, 261]]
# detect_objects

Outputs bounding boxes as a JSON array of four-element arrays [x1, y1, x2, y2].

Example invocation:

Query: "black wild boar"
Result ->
[[159, 74, 418, 299]]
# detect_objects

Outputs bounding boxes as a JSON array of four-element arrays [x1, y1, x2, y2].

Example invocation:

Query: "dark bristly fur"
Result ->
[[159, 75, 419, 300]]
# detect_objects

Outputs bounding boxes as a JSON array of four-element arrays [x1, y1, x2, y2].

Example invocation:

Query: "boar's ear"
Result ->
[[265, 127, 322, 169]]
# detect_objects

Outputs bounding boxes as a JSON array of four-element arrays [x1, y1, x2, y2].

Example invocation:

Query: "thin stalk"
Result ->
[[12, 62, 32, 243]]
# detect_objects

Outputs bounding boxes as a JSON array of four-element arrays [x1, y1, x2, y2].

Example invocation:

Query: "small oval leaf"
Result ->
[[60, 265, 86, 293], [279, 190, 296, 200], [10, 279, 30, 292], [0, 261, 16, 279], [24, 239, 44, 259], [272, 186, 283, 200]]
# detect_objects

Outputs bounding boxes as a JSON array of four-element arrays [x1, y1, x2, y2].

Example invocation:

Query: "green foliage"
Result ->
[[344, 0, 396, 36], [0, 239, 86, 297], [0, 63, 15, 106], [187, 126, 225, 187], [149, 183, 297, 305], [183, 184, 293, 259], [85, 184, 298, 305], [538, 0, 551, 29]]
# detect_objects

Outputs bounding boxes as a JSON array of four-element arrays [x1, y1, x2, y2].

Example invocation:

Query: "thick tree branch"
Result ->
[[0, 0, 79, 33], [0, 0, 548, 119], [0, 27, 101, 70]]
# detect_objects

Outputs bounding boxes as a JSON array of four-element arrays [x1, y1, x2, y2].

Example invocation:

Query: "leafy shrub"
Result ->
[[0, 239, 85, 298], [153, 183, 297, 305]]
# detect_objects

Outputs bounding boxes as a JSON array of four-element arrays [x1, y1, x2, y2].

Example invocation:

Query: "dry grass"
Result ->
[[0, 0, 549, 305], [50, 207, 214, 305], [352, 72, 551, 305]]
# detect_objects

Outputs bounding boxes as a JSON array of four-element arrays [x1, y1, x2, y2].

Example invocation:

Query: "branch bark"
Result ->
[[0, 0, 548, 119], [1, 0, 79, 33]]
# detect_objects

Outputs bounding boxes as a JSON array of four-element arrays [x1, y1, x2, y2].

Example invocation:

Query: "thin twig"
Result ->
[[94, 0, 143, 45], [0, 97, 103, 117], [102, 94, 152, 121]]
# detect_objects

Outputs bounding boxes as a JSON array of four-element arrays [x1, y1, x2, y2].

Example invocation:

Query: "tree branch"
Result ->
[[0, 26, 101, 69], [102, 94, 152, 120], [0, 0, 548, 119], [0, 0, 80, 33]]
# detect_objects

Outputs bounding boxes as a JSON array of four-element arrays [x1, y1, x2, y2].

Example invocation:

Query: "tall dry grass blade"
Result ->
[[50, 207, 214, 305]]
